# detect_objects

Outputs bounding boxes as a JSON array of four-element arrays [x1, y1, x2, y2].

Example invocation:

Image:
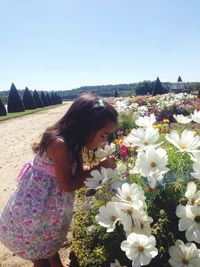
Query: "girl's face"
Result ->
[[86, 122, 116, 150]]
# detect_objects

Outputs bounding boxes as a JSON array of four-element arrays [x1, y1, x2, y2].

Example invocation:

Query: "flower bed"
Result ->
[[70, 93, 200, 267]]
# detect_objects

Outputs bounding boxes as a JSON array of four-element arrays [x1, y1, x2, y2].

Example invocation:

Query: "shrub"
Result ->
[[70, 188, 131, 267], [117, 110, 136, 132], [40, 91, 48, 106], [46, 92, 53, 105], [33, 90, 44, 108], [0, 98, 7, 116], [23, 87, 36, 110], [7, 83, 25, 113]]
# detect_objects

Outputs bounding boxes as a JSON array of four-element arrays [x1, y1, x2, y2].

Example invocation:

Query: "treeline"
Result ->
[[56, 78, 200, 99], [1, 78, 200, 104], [0, 83, 62, 116]]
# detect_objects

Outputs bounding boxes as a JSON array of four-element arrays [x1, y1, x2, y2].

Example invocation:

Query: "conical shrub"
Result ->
[[33, 90, 44, 108], [51, 91, 56, 105], [0, 98, 7, 116], [58, 94, 62, 104], [46, 92, 53, 105], [40, 91, 48, 106], [7, 83, 25, 112], [23, 87, 36, 110]]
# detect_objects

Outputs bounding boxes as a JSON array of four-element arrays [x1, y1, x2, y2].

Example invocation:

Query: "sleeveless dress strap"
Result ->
[[17, 162, 32, 182]]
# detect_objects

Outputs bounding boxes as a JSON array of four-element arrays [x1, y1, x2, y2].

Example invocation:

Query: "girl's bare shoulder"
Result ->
[[46, 137, 69, 160]]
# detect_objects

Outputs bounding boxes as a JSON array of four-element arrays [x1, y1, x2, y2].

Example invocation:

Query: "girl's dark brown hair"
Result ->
[[33, 93, 118, 168]]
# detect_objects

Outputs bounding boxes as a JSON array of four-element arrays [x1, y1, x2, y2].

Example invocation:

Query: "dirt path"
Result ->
[[0, 102, 73, 267]]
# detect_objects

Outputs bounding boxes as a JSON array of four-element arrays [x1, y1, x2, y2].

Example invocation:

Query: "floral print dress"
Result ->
[[0, 154, 75, 260]]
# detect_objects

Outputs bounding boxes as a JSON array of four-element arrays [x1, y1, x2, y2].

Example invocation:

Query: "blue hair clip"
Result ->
[[98, 99, 104, 107]]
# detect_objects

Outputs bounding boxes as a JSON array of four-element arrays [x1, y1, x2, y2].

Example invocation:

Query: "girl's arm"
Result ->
[[46, 139, 116, 192]]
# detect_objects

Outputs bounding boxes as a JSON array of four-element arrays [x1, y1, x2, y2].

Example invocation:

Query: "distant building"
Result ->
[[170, 76, 188, 93]]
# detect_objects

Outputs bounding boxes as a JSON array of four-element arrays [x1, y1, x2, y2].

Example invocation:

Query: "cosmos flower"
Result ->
[[176, 204, 200, 243], [192, 110, 200, 123], [121, 233, 158, 266], [95, 143, 116, 159], [123, 127, 161, 151], [169, 239, 200, 267], [173, 114, 192, 124], [165, 130, 200, 153], [131, 147, 169, 188], [96, 201, 120, 232], [135, 114, 156, 128]]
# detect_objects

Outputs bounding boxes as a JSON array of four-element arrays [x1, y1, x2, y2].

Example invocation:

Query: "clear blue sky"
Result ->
[[0, 0, 200, 91]]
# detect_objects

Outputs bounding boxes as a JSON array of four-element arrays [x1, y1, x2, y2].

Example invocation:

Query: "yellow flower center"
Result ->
[[182, 257, 189, 265], [138, 246, 144, 252], [180, 144, 186, 149], [151, 162, 157, 168], [143, 140, 148, 145], [127, 208, 133, 215], [111, 215, 116, 221], [126, 196, 132, 201]]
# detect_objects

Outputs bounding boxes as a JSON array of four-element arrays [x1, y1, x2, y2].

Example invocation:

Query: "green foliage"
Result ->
[[135, 81, 153, 96], [70, 188, 131, 267], [0, 98, 7, 116], [40, 91, 48, 106], [23, 87, 36, 110], [7, 83, 25, 113], [152, 77, 168, 96], [33, 90, 44, 108], [117, 110, 136, 131], [177, 76, 182, 82]]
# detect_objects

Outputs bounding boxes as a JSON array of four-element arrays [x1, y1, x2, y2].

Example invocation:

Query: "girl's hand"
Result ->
[[98, 156, 117, 170]]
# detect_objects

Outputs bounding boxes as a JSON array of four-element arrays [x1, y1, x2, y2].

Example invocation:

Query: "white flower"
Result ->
[[169, 239, 200, 267], [191, 161, 200, 180], [176, 204, 200, 243], [114, 183, 145, 204], [95, 143, 116, 159], [185, 182, 200, 205], [84, 167, 118, 190], [110, 259, 127, 267], [135, 114, 156, 128], [121, 233, 158, 266], [131, 214, 153, 237], [115, 100, 129, 112], [123, 127, 161, 151], [123, 210, 153, 237], [165, 130, 200, 153], [131, 147, 169, 188], [173, 114, 192, 124], [96, 201, 120, 232], [192, 110, 200, 123]]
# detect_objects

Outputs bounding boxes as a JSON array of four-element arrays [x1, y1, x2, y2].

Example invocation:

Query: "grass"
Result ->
[[0, 104, 63, 122]]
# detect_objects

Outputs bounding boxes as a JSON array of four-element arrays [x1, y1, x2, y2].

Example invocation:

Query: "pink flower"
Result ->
[[120, 145, 129, 158]]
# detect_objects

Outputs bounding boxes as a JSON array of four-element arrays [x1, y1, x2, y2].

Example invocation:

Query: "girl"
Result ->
[[0, 93, 118, 267]]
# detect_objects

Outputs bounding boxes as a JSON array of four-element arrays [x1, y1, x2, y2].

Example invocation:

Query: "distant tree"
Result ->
[[7, 83, 25, 112], [0, 98, 7, 116], [40, 91, 48, 106], [114, 90, 118, 98], [152, 77, 167, 96], [23, 87, 36, 110], [46, 92, 53, 105], [33, 90, 44, 108], [177, 76, 182, 82], [135, 81, 153, 96], [51, 92, 56, 105], [58, 94, 63, 104]]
